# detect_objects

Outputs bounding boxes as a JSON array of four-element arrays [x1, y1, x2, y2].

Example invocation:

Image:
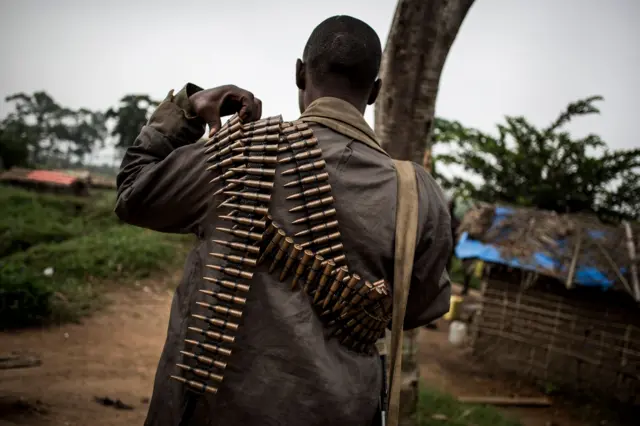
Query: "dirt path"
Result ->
[[0, 283, 609, 426], [0, 282, 173, 426]]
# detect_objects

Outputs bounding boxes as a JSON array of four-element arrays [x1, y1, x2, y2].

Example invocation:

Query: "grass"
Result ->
[[0, 185, 192, 328], [416, 386, 521, 426]]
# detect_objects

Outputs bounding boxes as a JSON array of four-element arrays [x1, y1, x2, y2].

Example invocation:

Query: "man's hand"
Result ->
[[189, 85, 262, 137]]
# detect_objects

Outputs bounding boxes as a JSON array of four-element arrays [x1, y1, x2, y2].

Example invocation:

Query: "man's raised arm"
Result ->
[[403, 166, 453, 330], [115, 84, 262, 235]]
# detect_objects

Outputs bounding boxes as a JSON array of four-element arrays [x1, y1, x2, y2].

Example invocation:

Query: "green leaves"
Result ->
[[433, 96, 640, 222], [0, 91, 159, 170], [106, 94, 159, 152], [1, 91, 108, 168]]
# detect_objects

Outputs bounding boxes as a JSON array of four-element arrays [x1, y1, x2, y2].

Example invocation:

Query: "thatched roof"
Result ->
[[457, 204, 640, 301]]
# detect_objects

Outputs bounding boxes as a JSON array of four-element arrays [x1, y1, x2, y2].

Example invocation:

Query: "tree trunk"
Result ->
[[374, 0, 475, 423], [375, 0, 475, 164]]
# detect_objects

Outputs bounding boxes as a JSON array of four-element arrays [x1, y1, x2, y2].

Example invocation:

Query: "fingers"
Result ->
[[208, 117, 222, 137], [253, 98, 262, 121], [207, 86, 262, 136]]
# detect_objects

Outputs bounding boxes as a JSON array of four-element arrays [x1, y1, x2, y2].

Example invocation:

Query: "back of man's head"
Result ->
[[302, 15, 382, 95]]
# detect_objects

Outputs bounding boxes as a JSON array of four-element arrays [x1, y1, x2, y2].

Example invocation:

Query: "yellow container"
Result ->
[[443, 295, 464, 321]]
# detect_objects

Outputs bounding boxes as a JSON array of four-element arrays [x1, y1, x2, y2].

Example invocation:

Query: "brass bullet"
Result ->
[[222, 203, 269, 216], [216, 227, 263, 242], [226, 178, 274, 190], [192, 313, 239, 331], [210, 165, 246, 184], [232, 143, 279, 153], [300, 231, 341, 249], [170, 375, 218, 394], [284, 128, 314, 141], [317, 243, 343, 257], [312, 261, 336, 303], [268, 237, 293, 274], [188, 326, 235, 344], [185, 338, 233, 357], [209, 252, 257, 268], [217, 196, 238, 209], [203, 276, 250, 293], [277, 137, 318, 153], [287, 184, 332, 201], [340, 335, 353, 347], [284, 171, 329, 188], [262, 218, 277, 241], [213, 178, 247, 196], [257, 228, 285, 265], [292, 249, 313, 290], [320, 267, 347, 308], [212, 239, 260, 255], [243, 133, 280, 143], [176, 363, 224, 383], [223, 191, 271, 203], [282, 159, 326, 176], [291, 208, 336, 225], [213, 120, 243, 140], [206, 264, 254, 281], [207, 154, 243, 172], [242, 123, 281, 137], [329, 254, 347, 265], [180, 350, 227, 370], [333, 274, 361, 312], [208, 128, 243, 151], [289, 196, 334, 214], [340, 281, 374, 315], [203, 125, 241, 151], [303, 255, 324, 293], [278, 148, 323, 164], [199, 290, 246, 306], [207, 140, 244, 160], [218, 215, 267, 229], [229, 167, 276, 177], [195, 301, 243, 319], [294, 220, 338, 237], [281, 121, 308, 133], [242, 116, 282, 132], [279, 244, 302, 282]]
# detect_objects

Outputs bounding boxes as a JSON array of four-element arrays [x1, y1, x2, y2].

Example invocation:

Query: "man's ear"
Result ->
[[296, 59, 306, 90], [367, 78, 382, 105]]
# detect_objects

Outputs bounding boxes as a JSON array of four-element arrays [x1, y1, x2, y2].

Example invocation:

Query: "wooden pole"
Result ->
[[623, 222, 640, 301]]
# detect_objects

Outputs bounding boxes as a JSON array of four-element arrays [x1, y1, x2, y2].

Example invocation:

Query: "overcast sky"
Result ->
[[1, 0, 639, 165]]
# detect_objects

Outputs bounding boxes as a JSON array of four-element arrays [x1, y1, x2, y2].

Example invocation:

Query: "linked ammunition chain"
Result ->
[[170, 115, 392, 397]]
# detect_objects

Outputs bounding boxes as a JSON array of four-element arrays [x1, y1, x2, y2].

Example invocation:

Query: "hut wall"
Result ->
[[471, 266, 640, 404]]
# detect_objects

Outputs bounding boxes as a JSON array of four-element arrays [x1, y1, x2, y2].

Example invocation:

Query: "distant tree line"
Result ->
[[1, 90, 638, 222], [0, 91, 158, 170]]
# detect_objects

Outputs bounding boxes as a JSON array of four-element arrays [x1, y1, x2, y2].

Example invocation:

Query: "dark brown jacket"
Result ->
[[115, 85, 452, 426]]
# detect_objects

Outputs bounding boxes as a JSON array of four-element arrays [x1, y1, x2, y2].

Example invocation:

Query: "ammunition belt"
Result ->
[[170, 114, 392, 397]]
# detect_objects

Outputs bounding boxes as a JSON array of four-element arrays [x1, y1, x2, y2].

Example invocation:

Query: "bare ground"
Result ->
[[0, 282, 625, 426]]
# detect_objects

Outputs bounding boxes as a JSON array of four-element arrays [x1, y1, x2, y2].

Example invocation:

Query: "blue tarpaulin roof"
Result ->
[[455, 207, 616, 290]]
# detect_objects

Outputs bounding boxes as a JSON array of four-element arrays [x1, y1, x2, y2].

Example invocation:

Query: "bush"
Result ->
[[0, 186, 119, 257], [0, 186, 191, 328], [0, 225, 190, 328]]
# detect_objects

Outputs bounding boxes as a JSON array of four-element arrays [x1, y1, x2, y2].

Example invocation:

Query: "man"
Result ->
[[116, 15, 451, 426]]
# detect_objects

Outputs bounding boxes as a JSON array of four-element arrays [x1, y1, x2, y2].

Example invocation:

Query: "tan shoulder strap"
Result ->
[[387, 160, 420, 426]]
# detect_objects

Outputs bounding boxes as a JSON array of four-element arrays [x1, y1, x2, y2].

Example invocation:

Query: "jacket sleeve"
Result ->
[[403, 165, 453, 330], [114, 83, 211, 235]]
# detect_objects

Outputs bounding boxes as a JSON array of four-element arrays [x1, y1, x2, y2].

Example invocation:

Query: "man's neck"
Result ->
[[309, 90, 367, 115]]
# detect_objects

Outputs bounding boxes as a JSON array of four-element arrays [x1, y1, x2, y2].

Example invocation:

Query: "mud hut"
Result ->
[[457, 205, 640, 404]]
